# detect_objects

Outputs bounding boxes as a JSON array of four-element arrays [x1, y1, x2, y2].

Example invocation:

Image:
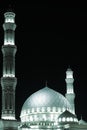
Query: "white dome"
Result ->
[[20, 87, 71, 126], [21, 87, 71, 110]]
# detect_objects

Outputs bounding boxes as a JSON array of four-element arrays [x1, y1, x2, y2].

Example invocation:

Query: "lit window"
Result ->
[[37, 108, 40, 112], [30, 116, 33, 121], [62, 117, 65, 122], [50, 114, 53, 121], [53, 107, 56, 112], [59, 118, 61, 122], [32, 108, 34, 113], [43, 123, 45, 126], [42, 114, 46, 121], [67, 117, 70, 122], [74, 118, 77, 122], [42, 107, 45, 112], [70, 117, 73, 121], [34, 115, 37, 121], [27, 109, 30, 113], [26, 116, 29, 122], [47, 107, 51, 112]]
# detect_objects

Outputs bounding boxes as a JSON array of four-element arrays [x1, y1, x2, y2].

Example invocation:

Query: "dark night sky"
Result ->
[[0, 2, 87, 121]]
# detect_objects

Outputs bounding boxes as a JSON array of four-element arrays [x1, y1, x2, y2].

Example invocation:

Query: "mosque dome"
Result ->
[[79, 118, 87, 125], [58, 110, 78, 125], [21, 87, 71, 110], [20, 87, 71, 127]]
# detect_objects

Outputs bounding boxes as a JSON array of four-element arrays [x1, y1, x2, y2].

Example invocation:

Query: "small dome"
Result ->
[[21, 87, 71, 111], [58, 110, 78, 124], [79, 118, 87, 125]]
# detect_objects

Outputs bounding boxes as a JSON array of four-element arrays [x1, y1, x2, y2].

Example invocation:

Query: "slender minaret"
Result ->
[[1, 11, 17, 120], [65, 68, 75, 114]]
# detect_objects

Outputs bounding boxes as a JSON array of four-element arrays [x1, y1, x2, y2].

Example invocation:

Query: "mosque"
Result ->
[[0, 10, 87, 130]]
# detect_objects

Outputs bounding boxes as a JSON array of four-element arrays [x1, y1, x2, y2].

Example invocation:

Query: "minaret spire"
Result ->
[[1, 11, 17, 120], [65, 68, 75, 114]]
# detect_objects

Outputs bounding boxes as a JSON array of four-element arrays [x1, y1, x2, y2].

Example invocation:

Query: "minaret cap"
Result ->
[[4, 12, 15, 17], [4, 11, 15, 23], [66, 66, 73, 71], [66, 67, 73, 79]]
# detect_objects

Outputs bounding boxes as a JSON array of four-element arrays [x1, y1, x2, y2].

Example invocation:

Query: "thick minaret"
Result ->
[[1, 11, 17, 120], [65, 68, 75, 114]]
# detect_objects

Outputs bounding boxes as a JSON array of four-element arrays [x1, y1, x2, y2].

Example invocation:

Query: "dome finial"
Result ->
[[45, 80, 48, 87]]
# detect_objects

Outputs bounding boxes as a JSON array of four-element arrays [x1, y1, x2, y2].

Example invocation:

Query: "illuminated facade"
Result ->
[[0, 11, 87, 130], [0, 11, 19, 130], [65, 68, 75, 114]]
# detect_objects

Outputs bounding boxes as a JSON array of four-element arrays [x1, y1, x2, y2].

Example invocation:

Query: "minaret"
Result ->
[[65, 68, 75, 114], [1, 11, 17, 120]]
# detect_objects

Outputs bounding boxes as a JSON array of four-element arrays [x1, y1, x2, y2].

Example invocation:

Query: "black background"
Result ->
[[0, 1, 87, 121]]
